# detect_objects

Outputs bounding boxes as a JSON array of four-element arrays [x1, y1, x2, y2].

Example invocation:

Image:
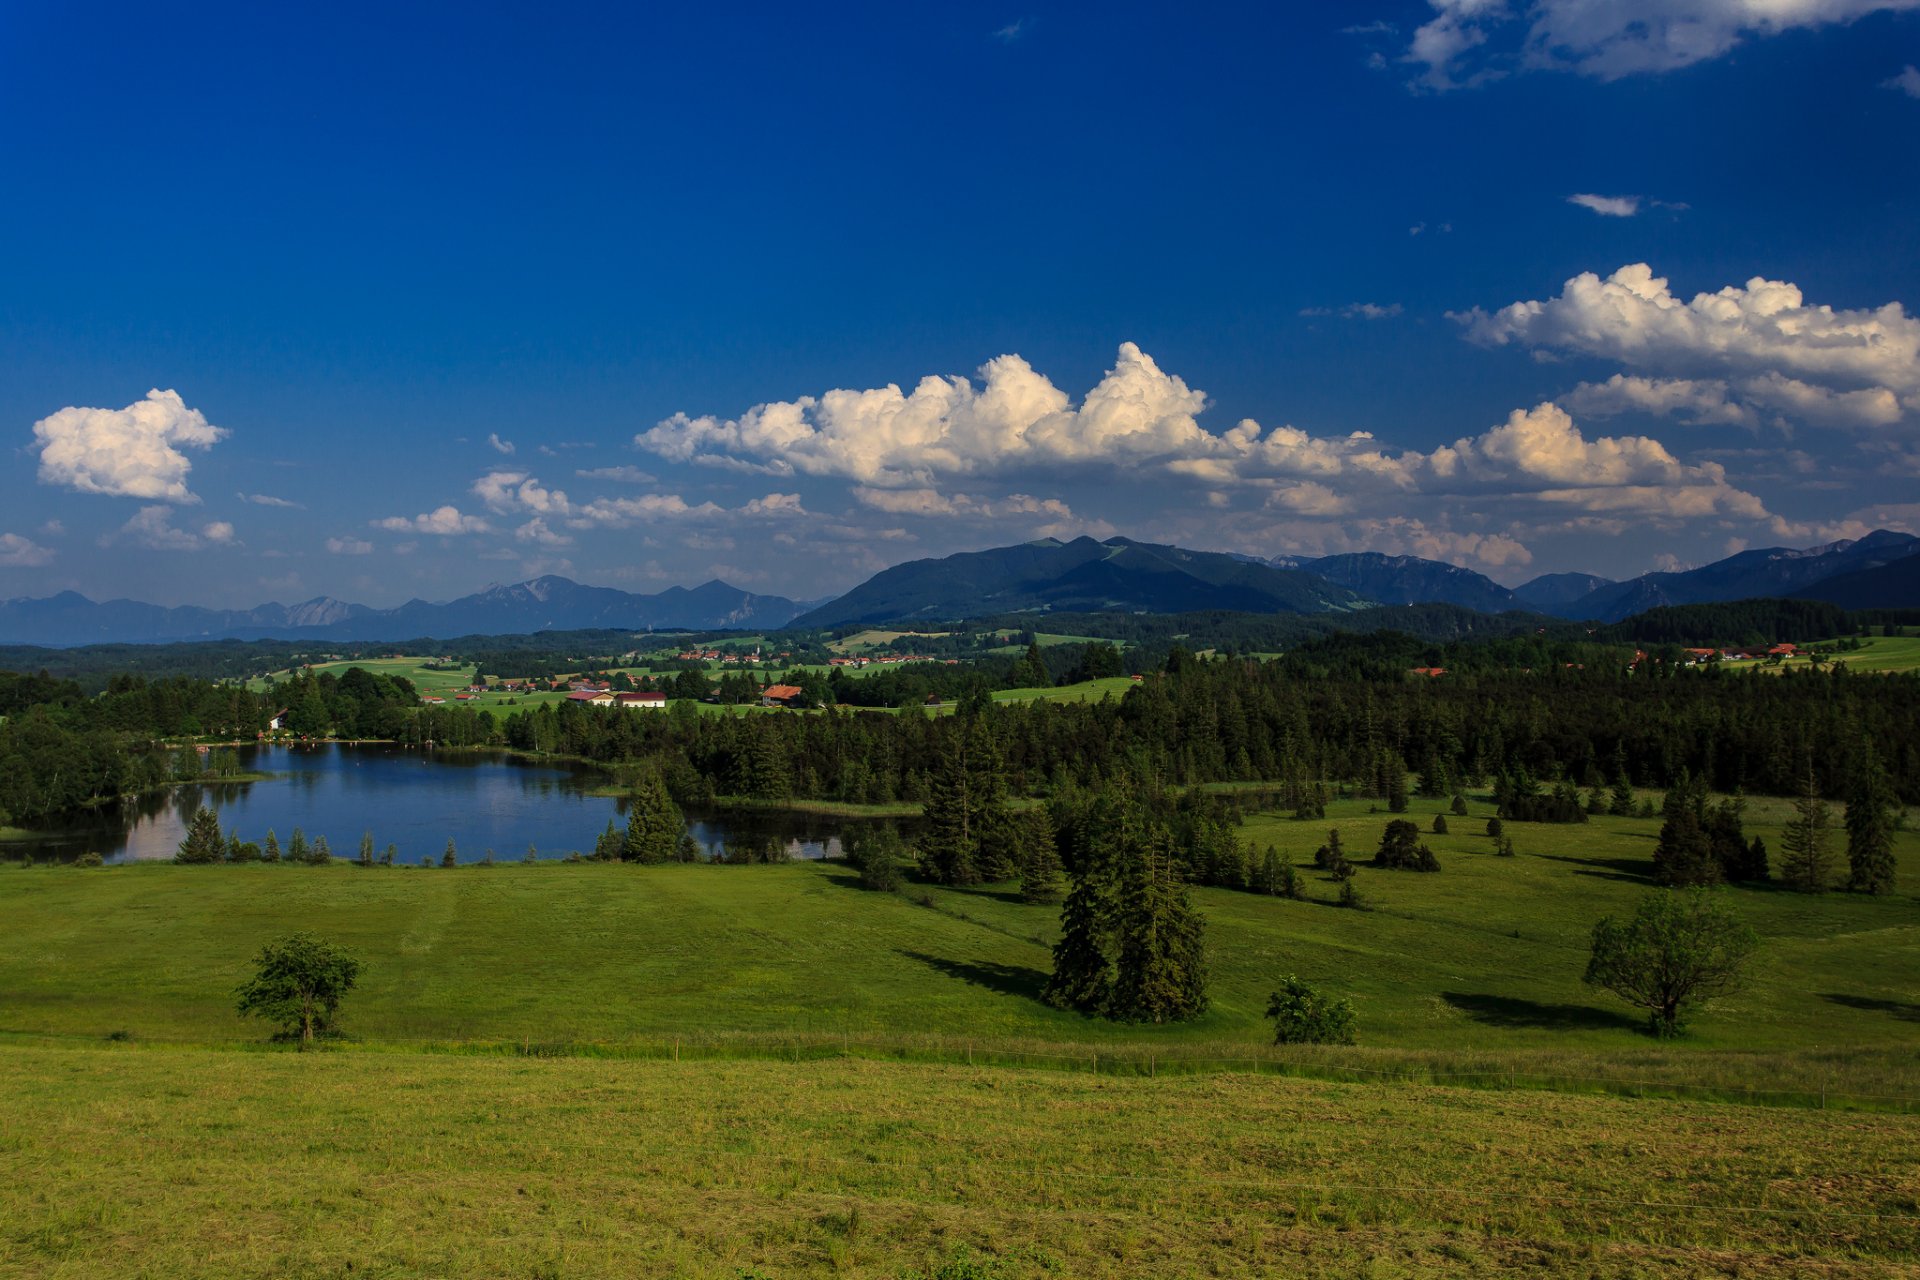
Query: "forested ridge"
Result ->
[[498, 660, 1920, 807], [6, 628, 1919, 831]]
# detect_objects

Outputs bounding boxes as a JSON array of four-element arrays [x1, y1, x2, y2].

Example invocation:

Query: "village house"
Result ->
[[760, 683, 805, 707], [614, 691, 667, 710], [566, 690, 615, 705]]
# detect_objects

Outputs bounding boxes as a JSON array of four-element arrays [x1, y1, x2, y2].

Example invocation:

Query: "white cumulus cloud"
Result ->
[[1408, 0, 1920, 88], [1887, 64, 1920, 95], [0, 533, 55, 567], [372, 506, 492, 535], [33, 389, 227, 502], [1458, 264, 1920, 428], [109, 505, 239, 550], [642, 342, 1218, 486], [325, 536, 375, 555], [488, 433, 516, 455]]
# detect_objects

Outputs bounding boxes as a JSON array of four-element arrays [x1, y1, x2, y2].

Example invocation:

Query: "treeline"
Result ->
[[495, 657, 1920, 809], [1598, 599, 1852, 647]]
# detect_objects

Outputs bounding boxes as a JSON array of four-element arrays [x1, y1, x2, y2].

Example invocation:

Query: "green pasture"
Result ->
[[3, 793, 1915, 1093], [4, 789, 1919, 1277]]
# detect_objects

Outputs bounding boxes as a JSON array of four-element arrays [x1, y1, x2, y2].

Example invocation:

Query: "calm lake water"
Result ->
[[1, 743, 894, 865]]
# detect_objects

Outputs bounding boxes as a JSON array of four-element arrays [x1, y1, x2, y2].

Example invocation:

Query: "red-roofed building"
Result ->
[[760, 683, 805, 706]]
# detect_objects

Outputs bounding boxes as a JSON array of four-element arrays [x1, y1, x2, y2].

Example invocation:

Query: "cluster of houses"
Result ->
[[670, 648, 793, 664], [826, 653, 960, 668], [1631, 642, 1799, 669], [565, 689, 669, 709]]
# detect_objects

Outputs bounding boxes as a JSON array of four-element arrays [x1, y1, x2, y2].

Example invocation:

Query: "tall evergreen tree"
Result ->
[[1045, 858, 1114, 1014], [1015, 808, 1063, 903], [1845, 740, 1896, 895], [1107, 830, 1209, 1023], [622, 770, 683, 864], [175, 805, 225, 863], [1779, 763, 1836, 893], [918, 713, 1005, 885], [1652, 772, 1720, 887]]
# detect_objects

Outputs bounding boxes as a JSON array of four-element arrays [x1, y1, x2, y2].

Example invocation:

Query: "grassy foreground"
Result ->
[[3, 1042, 1917, 1279]]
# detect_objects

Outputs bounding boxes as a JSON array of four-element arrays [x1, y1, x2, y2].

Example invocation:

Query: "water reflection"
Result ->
[[1, 743, 912, 866]]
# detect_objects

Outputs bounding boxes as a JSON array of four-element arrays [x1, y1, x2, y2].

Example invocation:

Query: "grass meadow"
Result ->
[[4, 791, 1918, 1276]]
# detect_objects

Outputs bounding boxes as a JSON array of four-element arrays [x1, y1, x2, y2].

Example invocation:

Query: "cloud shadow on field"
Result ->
[[1822, 993, 1920, 1023], [1442, 991, 1642, 1033], [1535, 853, 1657, 884], [899, 949, 1049, 1002]]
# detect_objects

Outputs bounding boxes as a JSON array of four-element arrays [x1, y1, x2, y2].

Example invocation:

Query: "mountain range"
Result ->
[[3, 529, 1916, 646], [790, 536, 1369, 628], [0, 577, 810, 647]]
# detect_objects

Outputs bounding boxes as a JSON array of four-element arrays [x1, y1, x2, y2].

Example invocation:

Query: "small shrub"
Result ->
[[441, 839, 458, 868], [1486, 816, 1504, 838], [1266, 975, 1357, 1045], [1431, 814, 1449, 835], [1337, 878, 1368, 910], [74, 851, 104, 868], [1450, 794, 1469, 816]]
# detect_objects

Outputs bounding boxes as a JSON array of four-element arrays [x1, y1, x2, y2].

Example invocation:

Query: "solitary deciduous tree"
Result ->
[[235, 932, 362, 1049], [1583, 890, 1757, 1037], [1266, 976, 1357, 1045]]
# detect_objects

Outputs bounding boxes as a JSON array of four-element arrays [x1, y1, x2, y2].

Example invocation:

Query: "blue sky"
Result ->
[[3, 1, 1918, 607]]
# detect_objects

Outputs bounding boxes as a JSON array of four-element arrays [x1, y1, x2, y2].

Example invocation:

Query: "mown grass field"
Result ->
[[1832, 634, 1920, 673], [3, 1044, 1917, 1279]]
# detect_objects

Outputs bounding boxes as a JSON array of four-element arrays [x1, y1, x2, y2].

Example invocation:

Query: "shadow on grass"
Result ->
[[1442, 991, 1642, 1033], [899, 949, 1049, 1001], [1823, 993, 1920, 1023], [1535, 853, 1657, 885]]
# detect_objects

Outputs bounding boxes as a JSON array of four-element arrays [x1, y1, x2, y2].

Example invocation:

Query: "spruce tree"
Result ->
[[623, 770, 682, 864], [1653, 803, 1719, 887], [262, 829, 282, 863], [593, 820, 624, 862], [287, 828, 309, 862], [1845, 741, 1897, 894], [919, 713, 1004, 885], [1015, 809, 1063, 904], [1609, 753, 1636, 817], [1779, 763, 1835, 893], [1045, 860, 1113, 1014], [1249, 845, 1281, 895], [1107, 831, 1209, 1023], [441, 838, 458, 868], [358, 831, 375, 866], [309, 835, 333, 866], [175, 806, 225, 863]]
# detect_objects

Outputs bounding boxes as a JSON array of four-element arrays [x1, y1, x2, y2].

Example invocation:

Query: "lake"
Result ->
[[0, 743, 901, 865]]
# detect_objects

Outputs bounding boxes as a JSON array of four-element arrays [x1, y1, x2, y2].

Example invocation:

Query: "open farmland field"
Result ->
[[1832, 634, 1920, 673], [989, 676, 1138, 705], [2, 1042, 1916, 1279]]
